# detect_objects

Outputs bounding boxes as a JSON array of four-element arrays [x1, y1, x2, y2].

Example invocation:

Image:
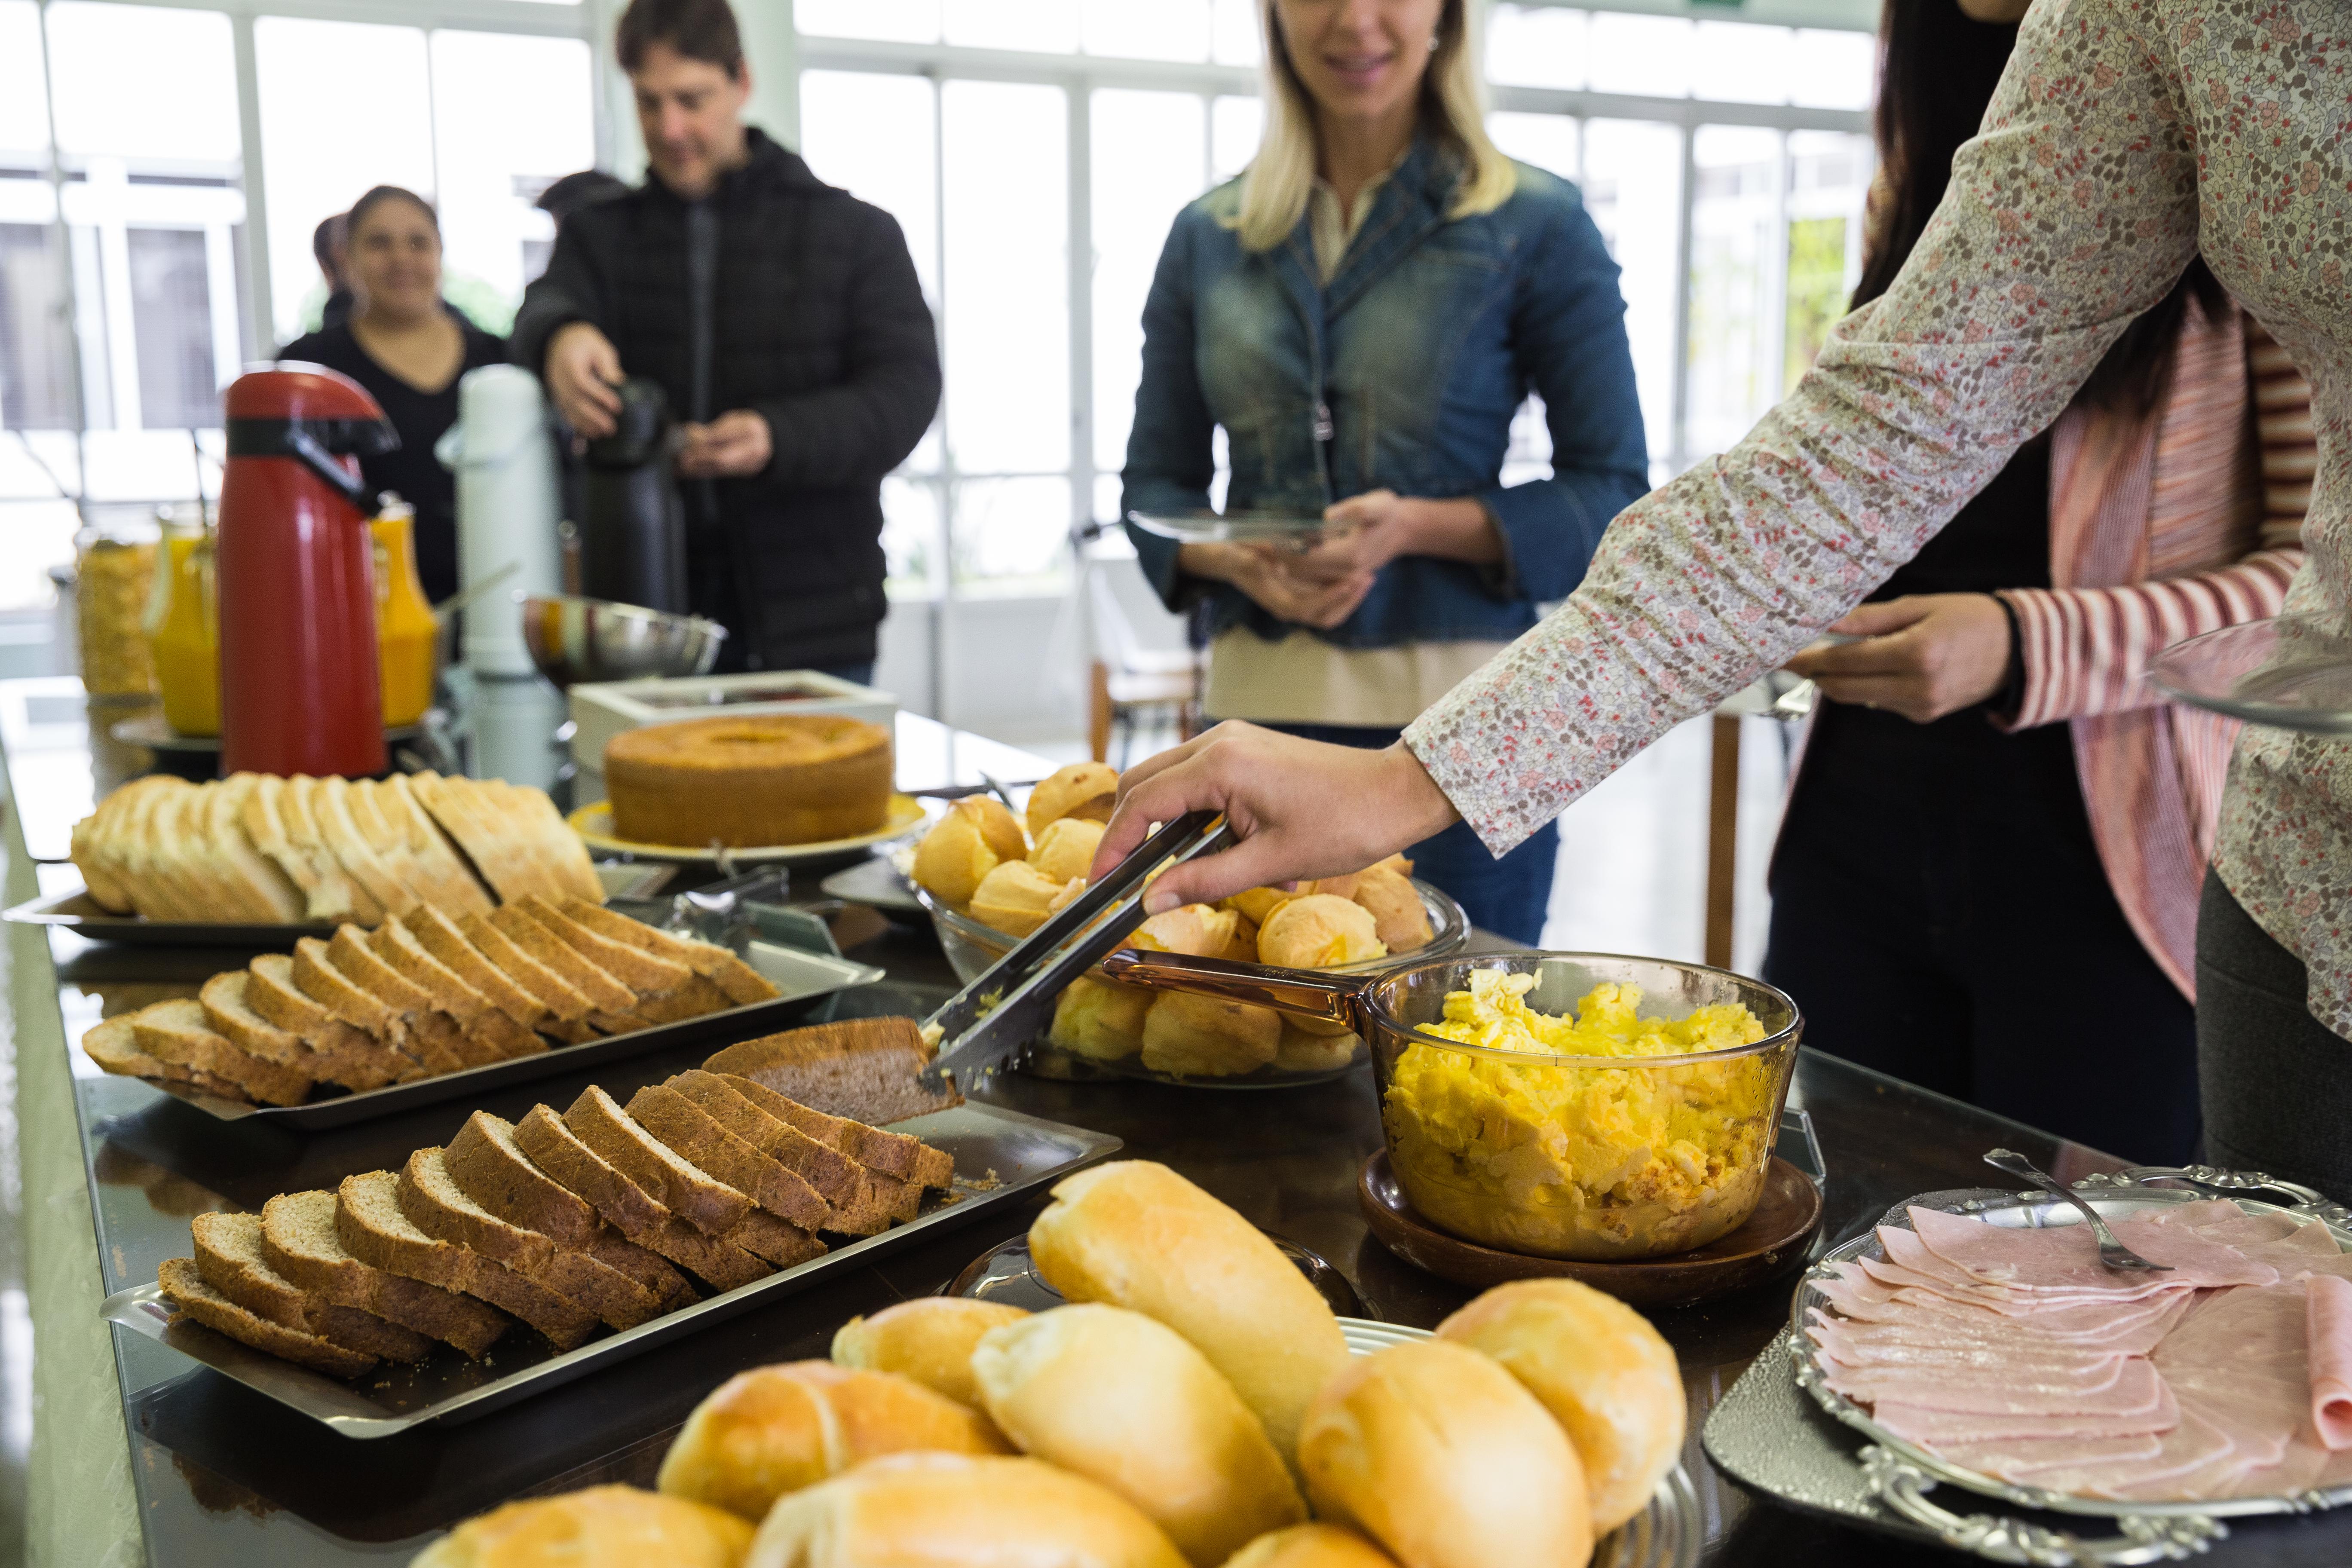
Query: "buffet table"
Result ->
[[10, 677, 2352, 1566]]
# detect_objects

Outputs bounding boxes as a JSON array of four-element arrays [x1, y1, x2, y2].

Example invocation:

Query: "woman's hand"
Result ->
[[1089, 722, 1463, 913], [1782, 594, 2013, 723], [677, 410, 774, 478], [1286, 490, 1503, 584], [1179, 542, 1376, 629], [545, 322, 625, 439]]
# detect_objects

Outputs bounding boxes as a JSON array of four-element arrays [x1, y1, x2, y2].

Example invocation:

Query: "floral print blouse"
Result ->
[[1403, 0, 2352, 1038]]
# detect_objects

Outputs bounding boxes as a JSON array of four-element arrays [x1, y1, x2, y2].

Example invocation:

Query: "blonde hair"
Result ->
[[1235, 0, 1517, 252]]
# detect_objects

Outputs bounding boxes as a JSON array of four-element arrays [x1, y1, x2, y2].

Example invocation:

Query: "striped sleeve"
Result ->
[[1997, 317, 2313, 729]]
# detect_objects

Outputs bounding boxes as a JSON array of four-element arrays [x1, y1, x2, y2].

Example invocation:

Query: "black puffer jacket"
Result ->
[[512, 130, 939, 670]]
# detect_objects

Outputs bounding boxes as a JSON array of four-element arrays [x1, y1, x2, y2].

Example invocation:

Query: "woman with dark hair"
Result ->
[[282, 185, 507, 603], [1757, 0, 2311, 1164]]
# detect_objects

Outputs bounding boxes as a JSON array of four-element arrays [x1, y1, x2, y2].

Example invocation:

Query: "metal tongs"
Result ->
[[920, 811, 1232, 1092]]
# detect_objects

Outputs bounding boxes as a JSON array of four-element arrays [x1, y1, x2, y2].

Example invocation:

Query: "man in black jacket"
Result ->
[[511, 0, 939, 677]]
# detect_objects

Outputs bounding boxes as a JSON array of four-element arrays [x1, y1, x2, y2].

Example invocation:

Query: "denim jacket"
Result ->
[[1121, 135, 1649, 648]]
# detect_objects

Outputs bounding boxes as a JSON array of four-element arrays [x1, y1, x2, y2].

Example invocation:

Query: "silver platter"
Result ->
[[1790, 1167, 2352, 1563]]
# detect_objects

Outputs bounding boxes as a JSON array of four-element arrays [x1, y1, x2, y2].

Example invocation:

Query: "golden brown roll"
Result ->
[[913, 798, 1027, 908], [1048, 876, 1090, 914], [747, 1452, 1188, 1568], [656, 1361, 1009, 1521], [1027, 1161, 1350, 1470], [1436, 1279, 1684, 1530], [1050, 976, 1153, 1061], [1221, 886, 1301, 927], [1029, 816, 1105, 885], [831, 1297, 1030, 1410], [1257, 896, 1385, 971], [1025, 762, 1119, 841], [1222, 914, 1261, 964], [1219, 1524, 1401, 1568], [970, 1305, 1306, 1564], [1128, 903, 1239, 959], [968, 861, 1066, 937], [1140, 992, 1282, 1077], [1297, 1340, 1592, 1568], [411, 1485, 752, 1568], [1274, 1024, 1361, 1074], [1347, 866, 1433, 954]]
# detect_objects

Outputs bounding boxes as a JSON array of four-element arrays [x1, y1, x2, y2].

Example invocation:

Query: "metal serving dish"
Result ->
[[101, 1102, 1119, 1437], [1790, 1169, 2352, 1562], [4, 862, 678, 949], [520, 593, 727, 691]]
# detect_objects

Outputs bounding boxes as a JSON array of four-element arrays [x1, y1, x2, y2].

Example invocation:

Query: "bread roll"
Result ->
[[1257, 896, 1385, 971], [1222, 915, 1260, 964], [1128, 904, 1238, 959], [970, 1305, 1305, 1564], [832, 1297, 1029, 1409], [411, 1485, 752, 1568], [1027, 1161, 1349, 1470], [968, 861, 1066, 938], [1436, 1279, 1684, 1530], [1305, 872, 1359, 901], [1274, 1024, 1361, 1074], [1222, 887, 1300, 927], [1030, 817, 1105, 885], [1219, 1525, 1401, 1568], [1297, 1340, 1592, 1568], [1141, 992, 1281, 1077], [747, 1452, 1187, 1568], [1348, 867, 1433, 954], [914, 800, 1022, 908], [1048, 876, 1090, 914], [1050, 977, 1152, 1061], [657, 1361, 1008, 1520], [1026, 762, 1118, 841]]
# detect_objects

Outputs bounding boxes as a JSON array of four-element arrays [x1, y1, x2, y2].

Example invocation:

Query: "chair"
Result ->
[[1081, 546, 1200, 769]]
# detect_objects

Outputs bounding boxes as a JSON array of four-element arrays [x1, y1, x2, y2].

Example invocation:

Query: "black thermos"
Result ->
[[579, 377, 689, 613]]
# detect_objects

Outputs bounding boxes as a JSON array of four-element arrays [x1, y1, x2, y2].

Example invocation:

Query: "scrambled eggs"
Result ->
[[1383, 969, 1782, 1259]]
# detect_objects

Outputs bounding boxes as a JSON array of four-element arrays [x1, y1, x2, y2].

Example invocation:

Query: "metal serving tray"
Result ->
[[5, 863, 680, 948], [1788, 1168, 2352, 1564], [146, 939, 883, 1131], [100, 1102, 1119, 1437]]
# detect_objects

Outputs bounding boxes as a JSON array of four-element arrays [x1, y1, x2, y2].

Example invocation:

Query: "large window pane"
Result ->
[[941, 80, 1068, 479], [0, 2, 51, 161], [1211, 0, 1261, 67], [1792, 30, 1877, 111], [46, 3, 240, 165], [1691, 22, 1795, 106], [1093, 90, 1205, 477], [1582, 120, 1681, 476], [0, 223, 74, 429], [127, 228, 215, 429], [1588, 14, 1690, 99], [1084, 0, 1208, 61], [882, 474, 943, 596], [1784, 130, 1871, 394], [430, 31, 595, 336], [1684, 126, 1782, 462], [1486, 4, 1586, 91], [256, 17, 435, 346], [799, 71, 940, 303], [945, 0, 1079, 52], [954, 475, 1069, 591], [794, 0, 938, 43], [1486, 112, 1579, 183], [1211, 96, 1264, 184]]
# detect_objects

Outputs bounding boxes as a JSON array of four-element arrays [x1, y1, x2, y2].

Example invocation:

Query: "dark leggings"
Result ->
[[1764, 704, 2199, 1166], [2195, 870, 2352, 1204]]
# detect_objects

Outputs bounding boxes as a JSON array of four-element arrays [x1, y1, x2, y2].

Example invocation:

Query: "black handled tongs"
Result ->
[[920, 810, 1233, 1092]]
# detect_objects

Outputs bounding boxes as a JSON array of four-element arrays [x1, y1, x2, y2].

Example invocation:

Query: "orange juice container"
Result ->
[[144, 517, 220, 736], [371, 497, 438, 728]]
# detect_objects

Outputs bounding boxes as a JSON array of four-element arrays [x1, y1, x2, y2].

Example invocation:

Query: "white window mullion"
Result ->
[[1067, 80, 1093, 545], [230, 9, 272, 358], [1667, 125, 1695, 476]]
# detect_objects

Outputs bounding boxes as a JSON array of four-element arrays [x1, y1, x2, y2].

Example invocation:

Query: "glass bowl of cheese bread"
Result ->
[[912, 763, 1467, 1085]]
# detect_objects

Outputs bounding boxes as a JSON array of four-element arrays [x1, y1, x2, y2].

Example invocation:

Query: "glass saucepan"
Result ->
[[1100, 950, 1803, 1261]]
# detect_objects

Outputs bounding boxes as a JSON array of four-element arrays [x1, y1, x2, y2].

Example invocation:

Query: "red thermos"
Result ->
[[217, 365, 400, 778]]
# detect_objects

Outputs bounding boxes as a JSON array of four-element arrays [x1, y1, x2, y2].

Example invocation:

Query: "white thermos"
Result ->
[[438, 364, 562, 679]]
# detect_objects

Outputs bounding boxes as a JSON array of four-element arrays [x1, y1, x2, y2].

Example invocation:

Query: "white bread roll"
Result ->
[[1026, 1161, 1349, 1470], [747, 1452, 1188, 1568], [970, 1305, 1305, 1565], [411, 1485, 751, 1568], [1026, 762, 1119, 841], [657, 1361, 1009, 1521], [1347, 866, 1433, 953], [1219, 1524, 1400, 1568], [913, 800, 1024, 908], [1298, 1340, 1592, 1568], [1128, 903, 1240, 959], [1029, 816, 1105, 885], [1436, 1279, 1684, 1531], [968, 861, 1066, 937], [832, 1297, 1029, 1409], [1050, 977, 1152, 1061]]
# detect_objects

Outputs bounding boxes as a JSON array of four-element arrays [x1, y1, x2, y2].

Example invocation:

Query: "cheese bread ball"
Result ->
[[1026, 762, 1118, 840], [1129, 903, 1239, 959], [1051, 976, 1153, 1061], [969, 861, 1066, 938], [1349, 866, 1433, 953], [913, 798, 1028, 907], [1140, 992, 1281, 1077], [1031, 816, 1106, 885]]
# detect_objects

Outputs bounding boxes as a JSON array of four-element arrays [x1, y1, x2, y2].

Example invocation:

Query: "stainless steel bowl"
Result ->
[[520, 593, 727, 690]]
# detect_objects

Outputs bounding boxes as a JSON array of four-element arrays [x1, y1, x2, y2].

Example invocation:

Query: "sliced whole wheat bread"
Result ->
[[198, 970, 305, 1066], [701, 1018, 960, 1130], [337, 1170, 599, 1351], [715, 1072, 952, 1192], [667, 1071, 891, 1236], [721, 1209, 827, 1268], [158, 1256, 379, 1379], [462, 914, 595, 1023], [245, 954, 421, 1088], [404, 906, 550, 1032], [487, 906, 636, 1013], [399, 1149, 664, 1331], [514, 895, 690, 994], [562, 1085, 753, 1236], [131, 998, 313, 1106], [624, 1084, 831, 1232], [192, 1210, 435, 1362], [81, 1015, 251, 1102], [260, 1190, 508, 1359], [558, 897, 780, 1005], [512, 1106, 772, 1294], [444, 1112, 602, 1249]]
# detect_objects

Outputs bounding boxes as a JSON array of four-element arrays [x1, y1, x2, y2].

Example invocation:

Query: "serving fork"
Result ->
[[1983, 1148, 2174, 1272]]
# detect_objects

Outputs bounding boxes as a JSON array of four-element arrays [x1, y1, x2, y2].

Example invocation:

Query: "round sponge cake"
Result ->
[[605, 715, 893, 848]]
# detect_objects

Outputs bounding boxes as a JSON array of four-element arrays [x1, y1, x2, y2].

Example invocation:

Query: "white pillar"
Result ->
[[736, 0, 800, 150]]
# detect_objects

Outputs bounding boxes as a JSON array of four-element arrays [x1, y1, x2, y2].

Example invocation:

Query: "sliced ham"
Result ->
[[1822, 1355, 2161, 1418], [1937, 1429, 2164, 1482], [1907, 1205, 2280, 1291], [1868, 1378, 2179, 1447], [1808, 1318, 2128, 1378], [2309, 1274, 2352, 1449], [2028, 1408, 2241, 1500]]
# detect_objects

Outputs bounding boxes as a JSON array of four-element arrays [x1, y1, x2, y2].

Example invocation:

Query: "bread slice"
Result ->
[[721, 1209, 827, 1268], [192, 1211, 436, 1363], [562, 1085, 753, 1236], [159, 1255, 380, 1378], [246, 953, 420, 1090], [315, 776, 417, 919], [552, 897, 777, 1004], [199, 970, 304, 1066], [207, 776, 309, 922], [328, 925, 487, 1073], [715, 1072, 953, 1193], [345, 778, 440, 912], [292, 937, 408, 1046], [366, 919, 543, 1061], [667, 1071, 891, 1236], [143, 788, 218, 919], [445, 1111, 603, 1249], [625, 1084, 831, 1231], [624, 987, 727, 1027], [399, 1149, 664, 1331], [701, 1019, 959, 1129], [514, 895, 691, 994], [588, 1008, 662, 1037], [288, 776, 386, 925], [399, 906, 548, 1032], [411, 773, 540, 904], [242, 775, 348, 922], [511, 1106, 772, 1294], [487, 906, 636, 1014], [378, 776, 498, 916], [81, 1015, 251, 1102], [485, 779, 606, 903], [70, 778, 156, 913], [259, 1190, 508, 1359], [335, 1172, 599, 1351], [130, 998, 312, 1107], [463, 913, 596, 1024], [584, 1231, 698, 1311]]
